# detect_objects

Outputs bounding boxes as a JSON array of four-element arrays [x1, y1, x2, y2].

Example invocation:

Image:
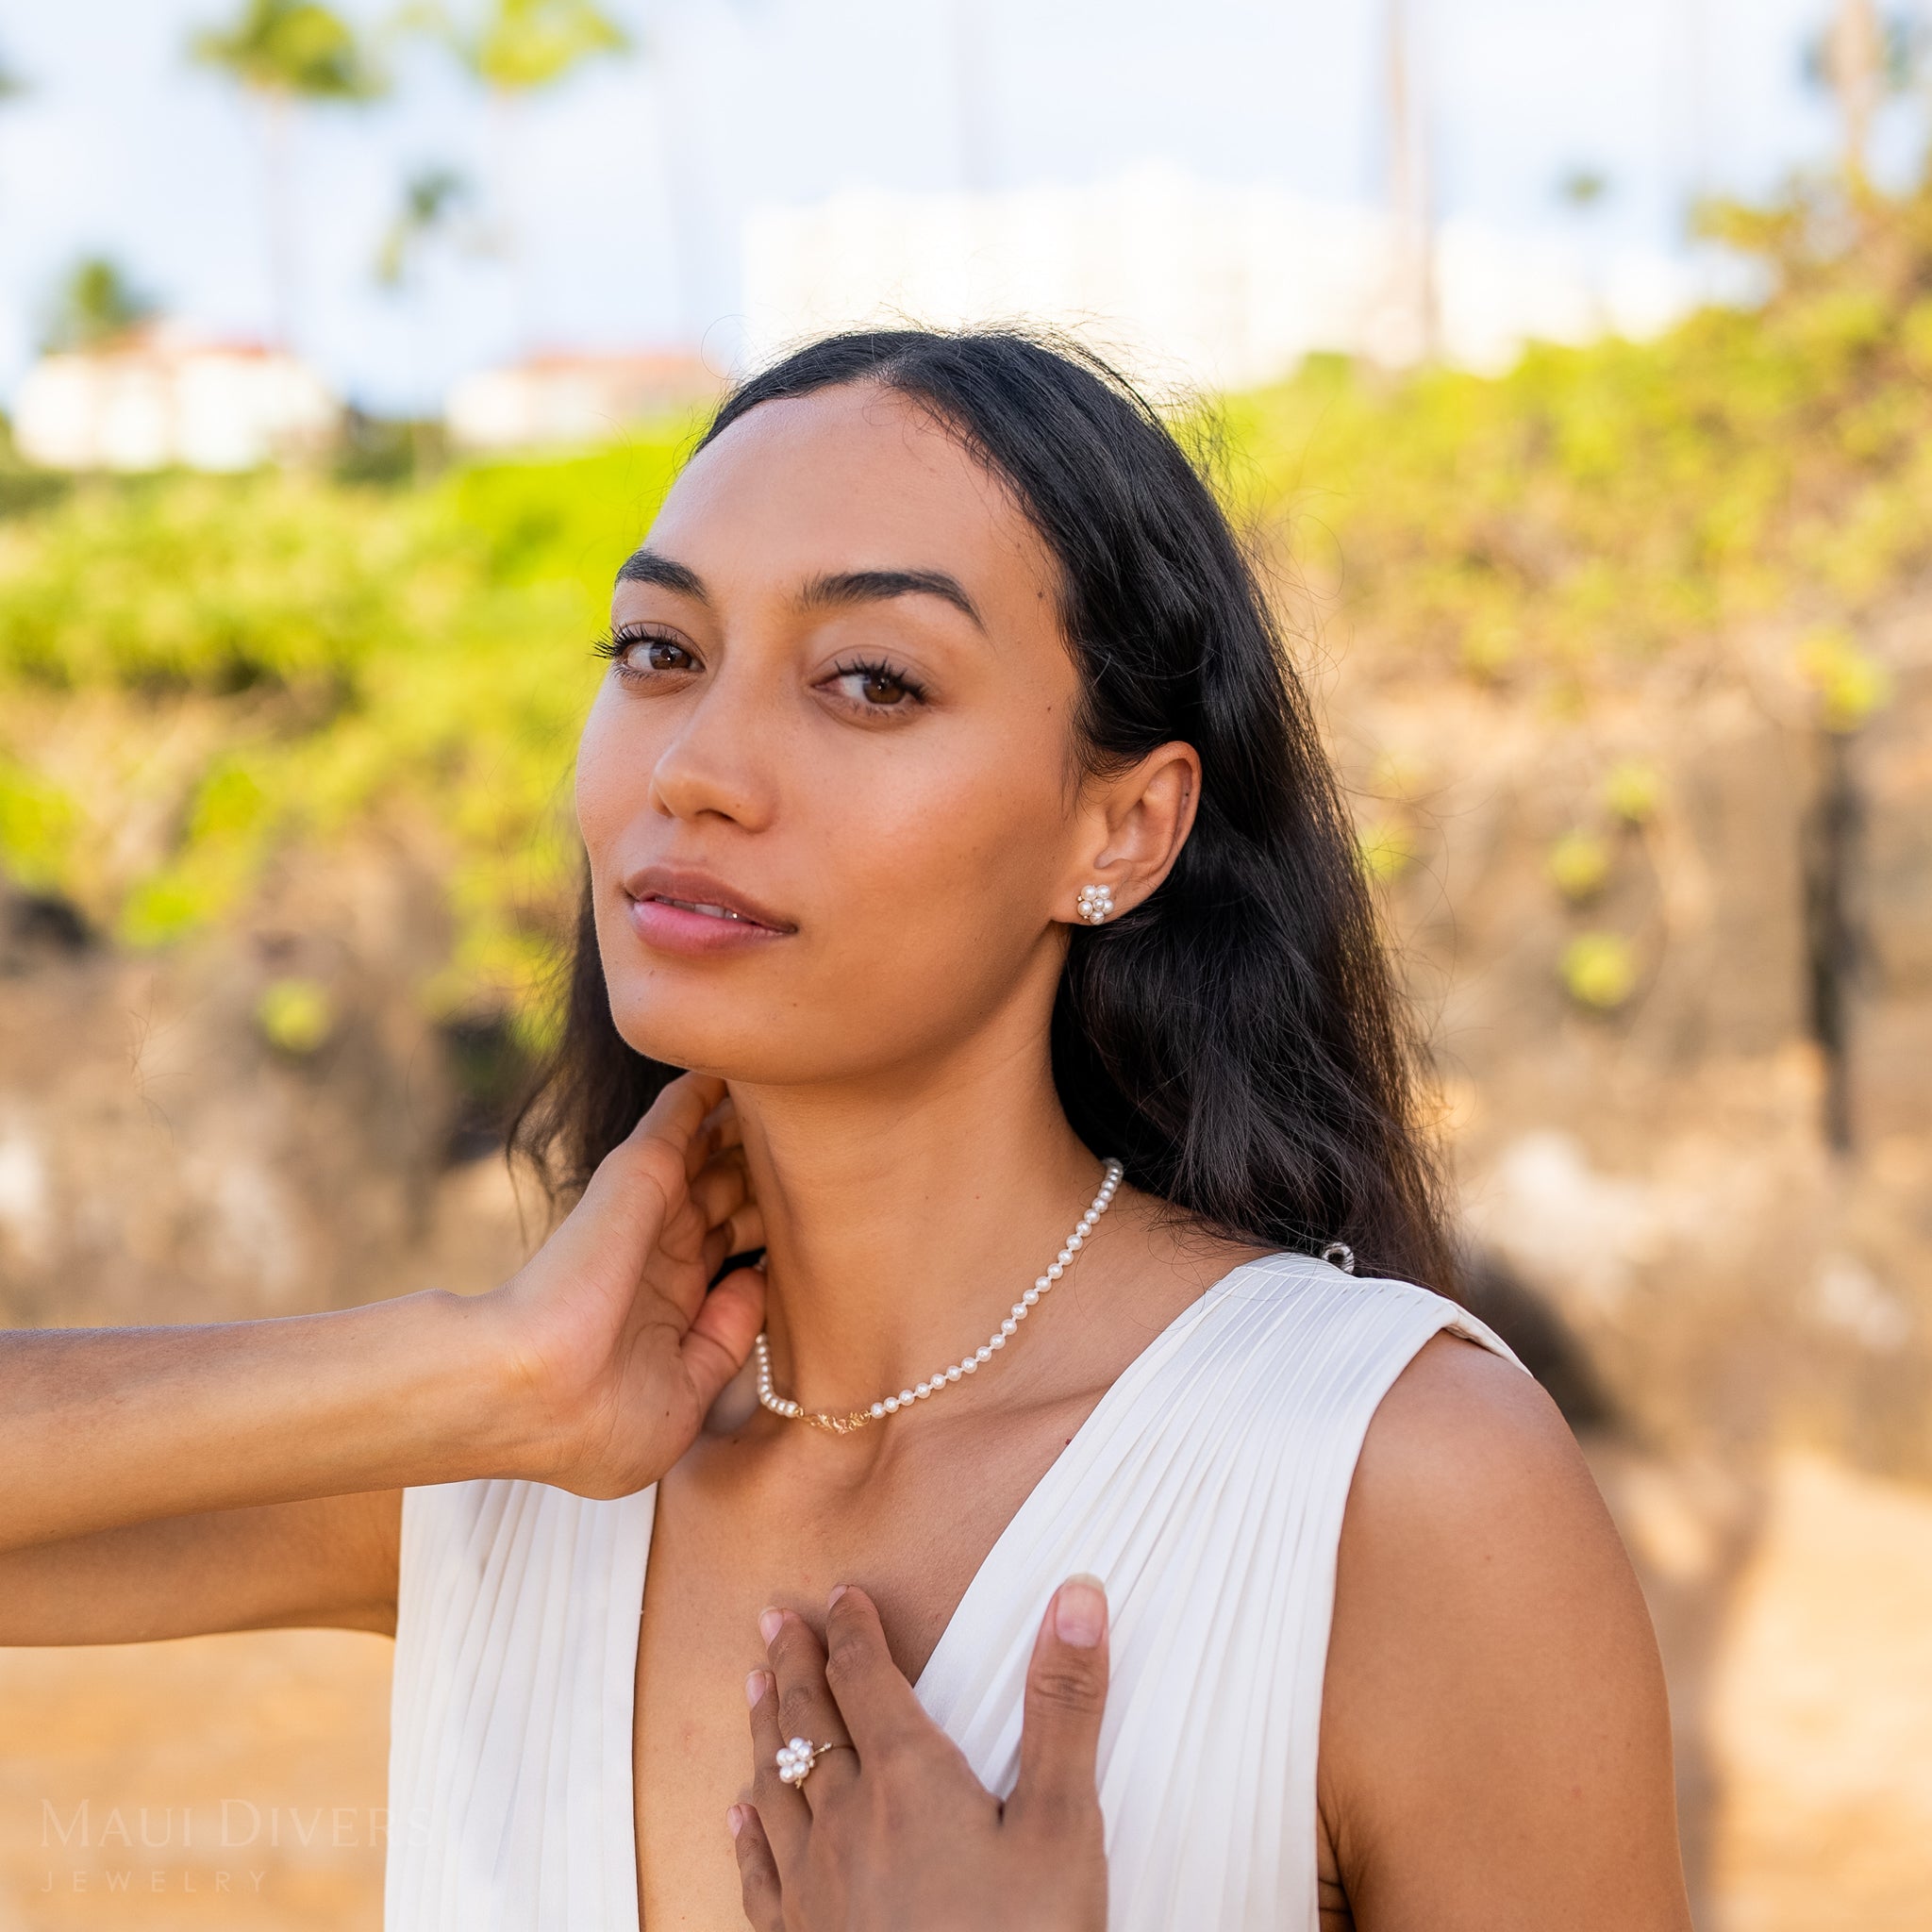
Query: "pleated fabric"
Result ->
[[385, 1255, 1521, 1932]]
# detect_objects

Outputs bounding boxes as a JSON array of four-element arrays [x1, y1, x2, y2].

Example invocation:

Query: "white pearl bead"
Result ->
[[1023, 1288, 1040, 1306], [871, 1402, 885, 1418], [915, 1382, 930, 1398], [961, 1357, 977, 1373], [946, 1365, 962, 1382], [976, 1344, 992, 1361], [1035, 1275, 1051, 1291], [1067, 1232, 1083, 1250], [1047, 1262, 1063, 1280], [1000, 1317, 1017, 1335], [884, 1395, 899, 1412], [989, 1333, 1005, 1349]]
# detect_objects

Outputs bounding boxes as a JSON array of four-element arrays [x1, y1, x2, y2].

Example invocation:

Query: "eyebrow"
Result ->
[[798, 568, 985, 631], [614, 549, 984, 632], [615, 549, 707, 598]]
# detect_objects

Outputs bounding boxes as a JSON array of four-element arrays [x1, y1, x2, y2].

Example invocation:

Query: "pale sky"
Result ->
[[0, 0, 1923, 410]]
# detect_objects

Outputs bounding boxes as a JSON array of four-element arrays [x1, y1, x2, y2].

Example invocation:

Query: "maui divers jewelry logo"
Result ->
[[36, 1796, 433, 1897]]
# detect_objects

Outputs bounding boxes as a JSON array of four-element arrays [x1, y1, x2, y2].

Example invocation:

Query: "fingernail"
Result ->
[[758, 1607, 784, 1646], [1054, 1574, 1107, 1648], [827, 1583, 848, 1607], [744, 1670, 769, 1709], [726, 1804, 745, 1840]]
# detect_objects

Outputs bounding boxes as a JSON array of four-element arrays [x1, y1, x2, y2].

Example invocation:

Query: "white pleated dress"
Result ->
[[384, 1253, 1521, 1932]]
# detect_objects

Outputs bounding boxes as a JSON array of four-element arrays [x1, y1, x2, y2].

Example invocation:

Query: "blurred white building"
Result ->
[[445, 352, 722, 450], [13, 325, 339, 472], [741, 166, 1700, 391]]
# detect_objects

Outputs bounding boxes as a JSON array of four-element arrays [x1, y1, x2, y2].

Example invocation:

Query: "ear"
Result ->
[[1060, 742, 1201, 926]]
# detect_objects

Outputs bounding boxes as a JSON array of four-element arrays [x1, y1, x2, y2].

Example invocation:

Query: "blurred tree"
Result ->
[[1803, 1, 1929, 191], [42, 257, 158, 354], [189, 0, 388, 350], [1381, 0, 1437, 365], [1559, 167, 1611, 211], [375, 163, 475, 289], [1558, 167, 1614, 329], [375, 164, 477, 479], [1825, 0, 1887, 186], [408, 0, 631, 349]]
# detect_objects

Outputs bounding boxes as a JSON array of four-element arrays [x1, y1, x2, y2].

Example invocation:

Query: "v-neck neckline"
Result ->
[[625, 1250, 1283, 1932]]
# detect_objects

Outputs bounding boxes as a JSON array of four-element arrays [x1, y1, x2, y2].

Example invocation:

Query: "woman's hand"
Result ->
[[483, 1070, 766, 1499], [730, 1578, 1110, 1932]]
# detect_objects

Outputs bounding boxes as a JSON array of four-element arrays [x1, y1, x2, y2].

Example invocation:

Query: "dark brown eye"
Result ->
[[640, 639, 694, 672], [828, 661, 925, 709]]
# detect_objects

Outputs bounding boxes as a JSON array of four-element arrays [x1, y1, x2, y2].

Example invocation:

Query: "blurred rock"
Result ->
[[0, 845, 535, 1332]]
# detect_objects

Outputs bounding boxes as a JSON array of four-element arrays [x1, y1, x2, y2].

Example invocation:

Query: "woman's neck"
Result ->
[[729, 1034, 1111, 1412]]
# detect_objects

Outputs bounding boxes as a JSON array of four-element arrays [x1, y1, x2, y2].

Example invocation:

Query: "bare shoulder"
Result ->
[[1318, 1329, 1691, 1931], [1350, 1327, 1606, 1550]]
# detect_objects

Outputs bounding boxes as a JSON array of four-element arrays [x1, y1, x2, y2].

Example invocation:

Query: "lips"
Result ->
[[620, 865, 796, 957], [649, 893, 760, 924]]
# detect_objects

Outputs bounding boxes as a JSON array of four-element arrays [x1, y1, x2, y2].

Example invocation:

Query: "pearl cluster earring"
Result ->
[[1076, 883, 1114, 925]]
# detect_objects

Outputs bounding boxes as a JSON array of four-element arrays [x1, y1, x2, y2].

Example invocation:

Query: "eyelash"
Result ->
[[592, 625, 688, 674], [825, 657, 929, 709], [591, 630, 929, 711]]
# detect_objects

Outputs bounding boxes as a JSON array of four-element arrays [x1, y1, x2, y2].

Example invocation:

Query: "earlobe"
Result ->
[[1074, 883, 1115, 926]]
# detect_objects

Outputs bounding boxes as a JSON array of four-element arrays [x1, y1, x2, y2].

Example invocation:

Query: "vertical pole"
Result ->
[[1386, 0, 1438, 362], [954, 0, 991, 192], [1804, 727, 1863, 1156], [261, 89, 298, 353], [1825, 0, 1885, 190]]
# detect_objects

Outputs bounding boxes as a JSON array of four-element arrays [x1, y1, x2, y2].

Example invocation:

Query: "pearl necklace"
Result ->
[[753, 1158, 1124, 1435]]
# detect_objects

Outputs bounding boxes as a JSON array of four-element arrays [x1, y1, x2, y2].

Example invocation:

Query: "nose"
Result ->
[[646, 666, 779, 832]]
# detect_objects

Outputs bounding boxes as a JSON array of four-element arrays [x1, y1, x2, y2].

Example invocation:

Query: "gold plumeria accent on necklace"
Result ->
[[752, 1158, 1124, 1435]]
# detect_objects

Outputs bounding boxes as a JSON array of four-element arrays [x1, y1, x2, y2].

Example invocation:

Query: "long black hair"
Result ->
[[510, 327, 1457, 1291]]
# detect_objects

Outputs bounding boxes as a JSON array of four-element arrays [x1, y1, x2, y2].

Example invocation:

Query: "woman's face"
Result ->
[[575, 381, 1179, 1088]]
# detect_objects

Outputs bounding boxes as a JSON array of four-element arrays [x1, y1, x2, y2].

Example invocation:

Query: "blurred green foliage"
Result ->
[[257, 974, 336, 1053], [1228, 168, 1931, 709], [0, 429, 692, 1041], [1561, 931, 1639, 1010], [2, 161, 1927, 1032]]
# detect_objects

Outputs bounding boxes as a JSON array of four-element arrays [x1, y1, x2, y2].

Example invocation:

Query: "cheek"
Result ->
[[804, 721, 1072, 988], [574, 688, 648, 860]]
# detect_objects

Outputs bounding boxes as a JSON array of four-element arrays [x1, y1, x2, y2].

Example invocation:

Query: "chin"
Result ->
[[606, 978, 822, 1085]]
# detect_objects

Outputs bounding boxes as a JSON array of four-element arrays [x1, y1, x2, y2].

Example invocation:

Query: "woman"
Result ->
[[0, 329, 1691, 1931]]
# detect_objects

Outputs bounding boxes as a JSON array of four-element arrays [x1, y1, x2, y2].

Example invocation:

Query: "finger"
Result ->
[[745, 1664, 811, 1874], [705, 1092, 745, 1156], [721, 1198, 765, 1259], [765, 1607, 859, 1812], [1008, 1574, 1110, 1835], [680, 1261, 766, 1408], [631, 1071, 728, 1183], [823, 1585, 950, 1761], [689, 1149, 750, 1232], [728, 1803, 784, 1932]]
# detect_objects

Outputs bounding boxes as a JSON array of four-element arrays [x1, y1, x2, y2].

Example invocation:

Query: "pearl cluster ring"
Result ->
[[754, 1158, 1124, 1434], [775, 1736, 841, 1787]]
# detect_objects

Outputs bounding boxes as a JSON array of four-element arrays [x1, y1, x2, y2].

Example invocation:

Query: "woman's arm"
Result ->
[[1317, 1333, 1693, 1932], [0, 1490, 403, 1645], [0, 1072, 763, 1645], [0, 1292, 527, 1554]]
